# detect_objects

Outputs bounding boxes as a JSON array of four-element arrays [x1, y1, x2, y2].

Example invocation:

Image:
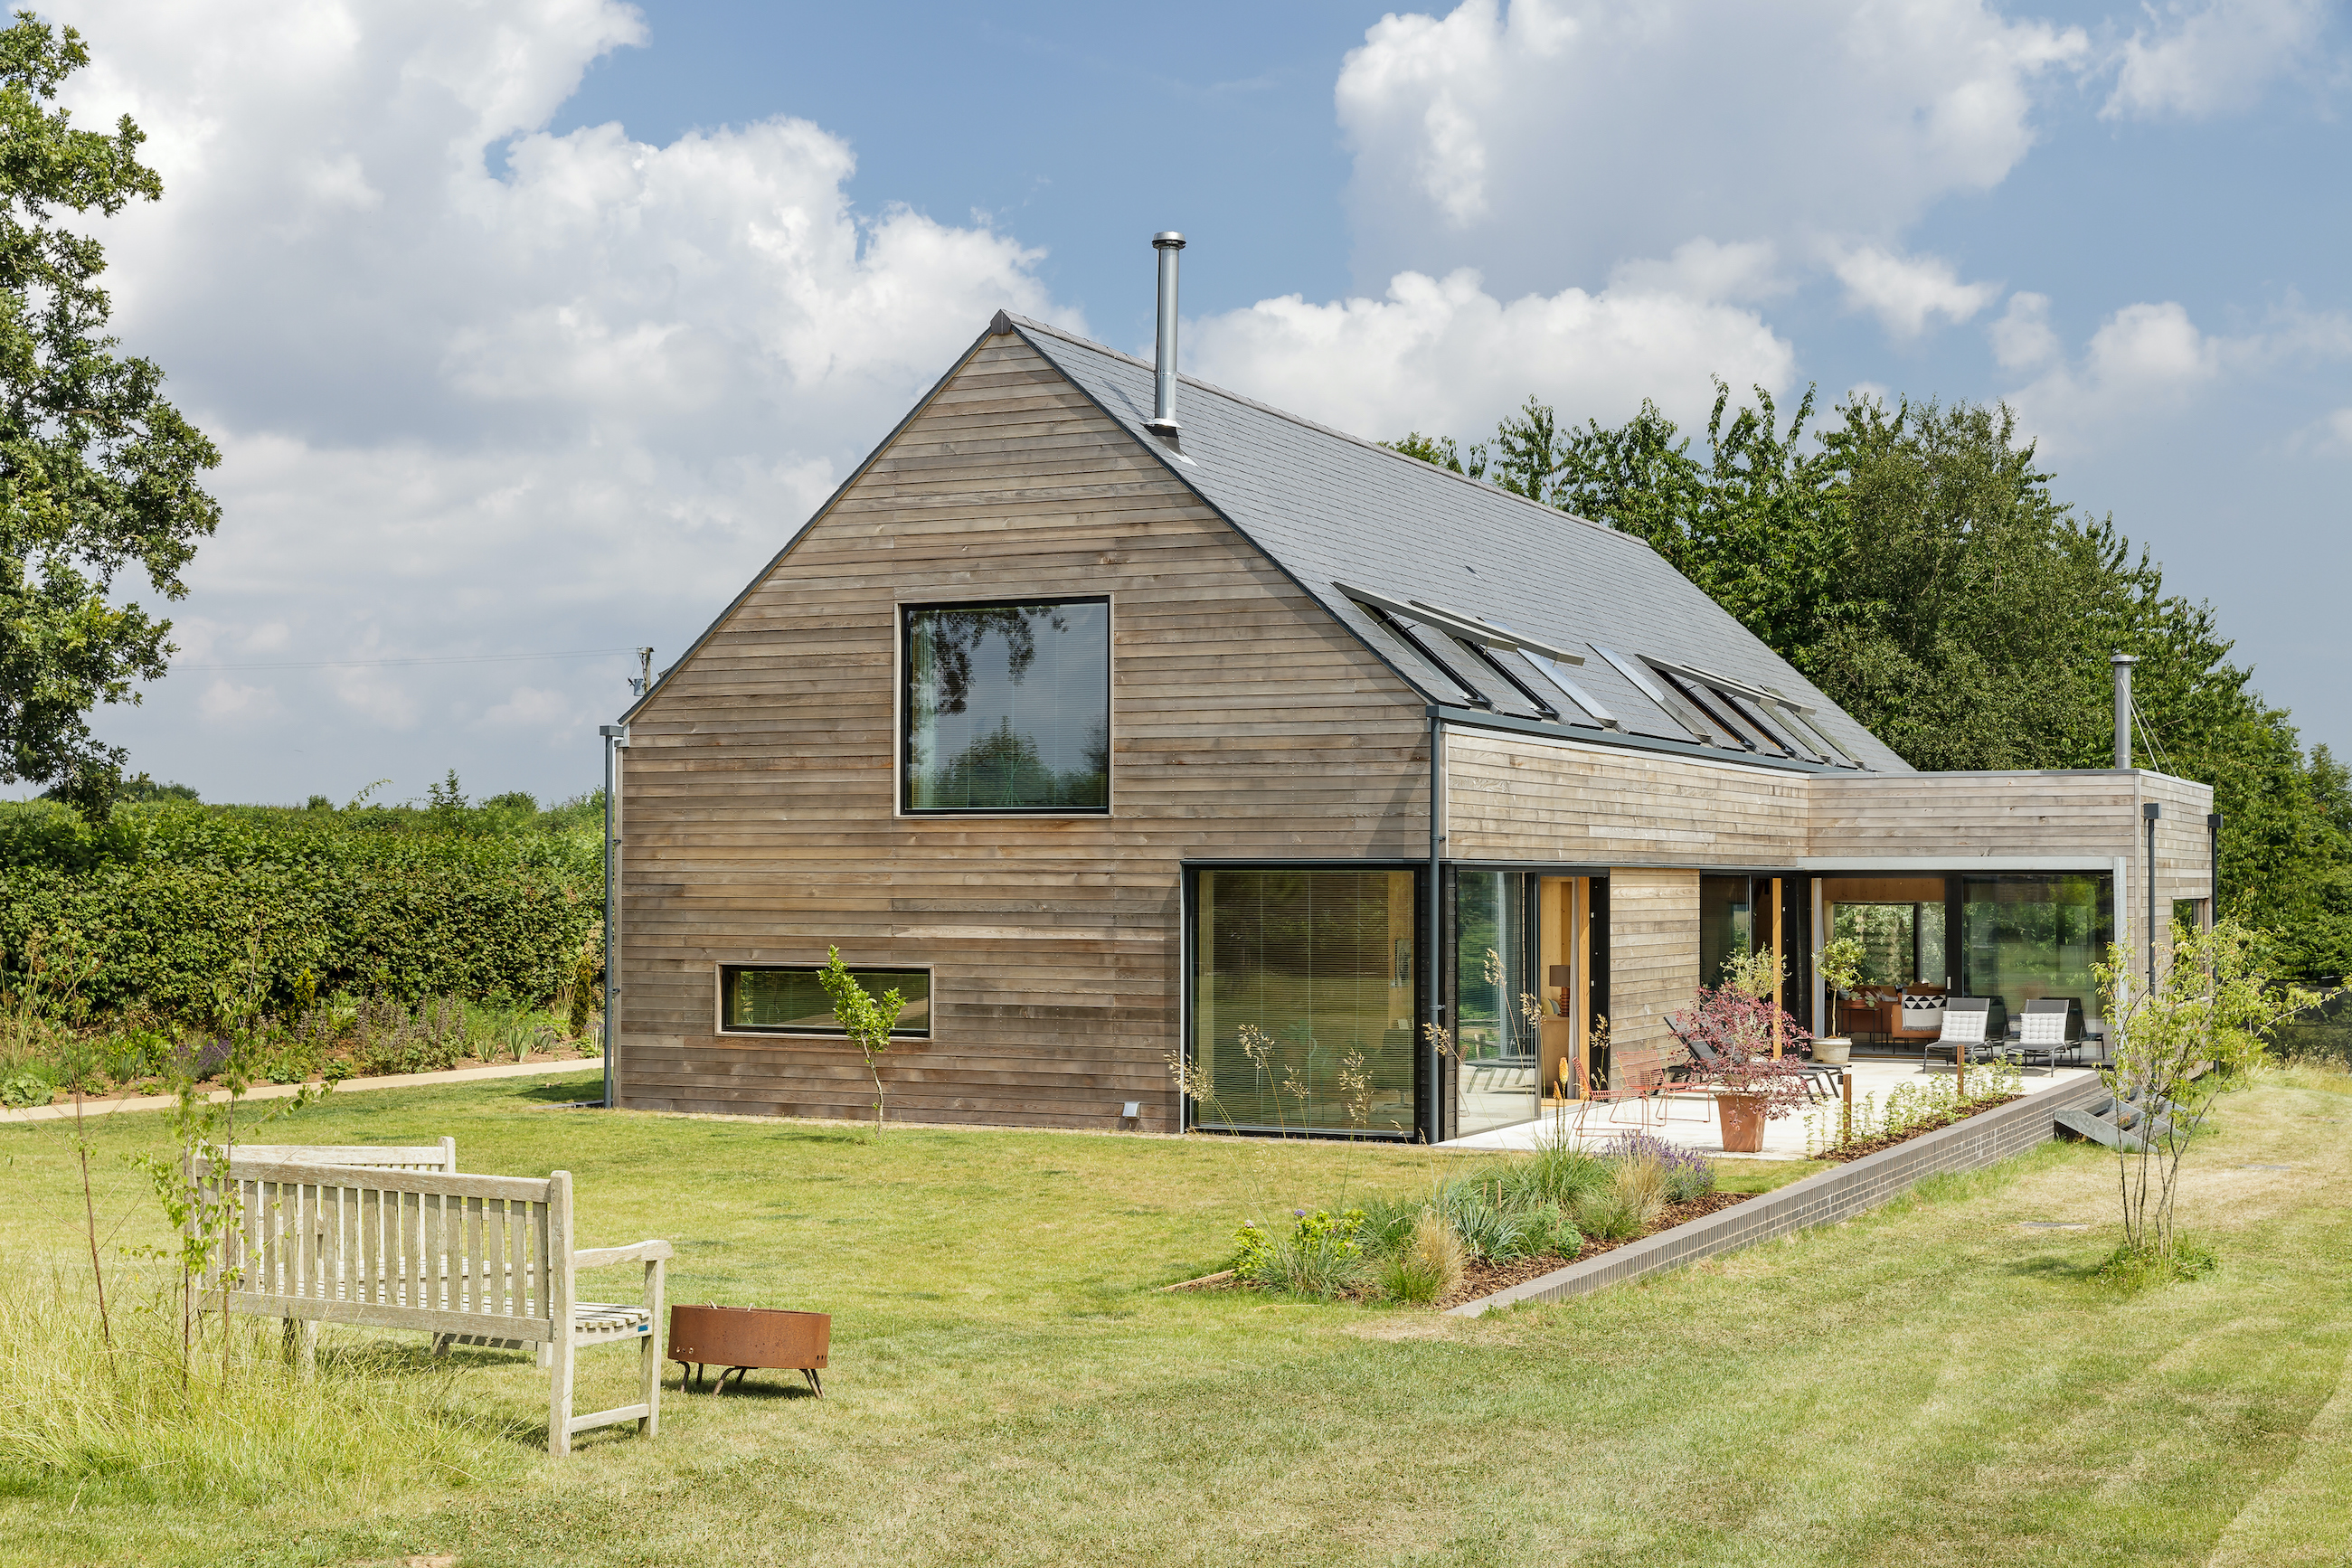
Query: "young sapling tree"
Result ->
[[2095, 920, 2321, 1276], [1814, 936, 1866, 1001], [817, 948, 905, 1138]]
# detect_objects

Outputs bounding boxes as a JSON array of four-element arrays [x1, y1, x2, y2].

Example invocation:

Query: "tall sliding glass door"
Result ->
[[1452, 871, 1540, 1136], [1188, 867, 1420, 1137]]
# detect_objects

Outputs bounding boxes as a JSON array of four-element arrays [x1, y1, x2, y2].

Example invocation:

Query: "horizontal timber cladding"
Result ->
[[1807, 770, 2154, 861], [615, 331, 1431, 1130], [1602, 868, 1700, 1091], [1444, 728, 1810, 867]]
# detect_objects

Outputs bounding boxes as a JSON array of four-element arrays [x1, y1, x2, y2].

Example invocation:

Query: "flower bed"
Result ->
[[1800, 1056, 2026, 1158], [1808, 1093, 2021, 1162], [1436, 1189, 1757, 1310], [1195, 1133, 1739, 1310]]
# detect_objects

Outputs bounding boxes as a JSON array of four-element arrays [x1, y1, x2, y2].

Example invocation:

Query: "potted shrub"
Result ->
[[1811, 935, 1866, 1065], [1671, 980, 1816, 1154]]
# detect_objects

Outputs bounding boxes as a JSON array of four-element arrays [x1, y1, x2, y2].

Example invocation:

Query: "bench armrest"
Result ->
[[573, 1240, 675, 1269]]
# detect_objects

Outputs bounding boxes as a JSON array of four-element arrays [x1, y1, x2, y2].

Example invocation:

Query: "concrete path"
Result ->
[[1441, 1055, 2099, 1160], [0, 1055, 603, 1127]]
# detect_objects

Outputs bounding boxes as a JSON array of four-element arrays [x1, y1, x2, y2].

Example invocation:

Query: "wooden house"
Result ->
[[609, 284, 2214, 1142]]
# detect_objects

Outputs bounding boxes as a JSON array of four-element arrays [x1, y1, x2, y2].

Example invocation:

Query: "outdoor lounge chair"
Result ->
[[1922, 997, 1991, 1067], [2003, 997, 2084, 1075]]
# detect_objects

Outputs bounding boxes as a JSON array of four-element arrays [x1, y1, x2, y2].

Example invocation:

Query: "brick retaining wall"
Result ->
[[1447, 1073, 2111, 1317]]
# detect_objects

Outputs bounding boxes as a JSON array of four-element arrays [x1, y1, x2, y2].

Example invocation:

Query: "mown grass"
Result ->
[[0, 1070, 2344, 1566]]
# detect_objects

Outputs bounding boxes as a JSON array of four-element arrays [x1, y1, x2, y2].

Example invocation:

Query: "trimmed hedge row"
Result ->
[[0, 803, 601, 1015]]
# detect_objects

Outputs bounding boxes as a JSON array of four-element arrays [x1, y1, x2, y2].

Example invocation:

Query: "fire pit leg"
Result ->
[[720, 1365, 752, 1394], [802, 1367, 822, 1397]]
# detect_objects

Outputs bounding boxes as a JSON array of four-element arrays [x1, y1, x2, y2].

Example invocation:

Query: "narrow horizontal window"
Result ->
[[720, 965, 931, 1036], [903, 598, 1109, 813]]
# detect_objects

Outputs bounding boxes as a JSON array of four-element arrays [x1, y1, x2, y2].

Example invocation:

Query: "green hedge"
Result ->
[[0, 802, 601, 1015]]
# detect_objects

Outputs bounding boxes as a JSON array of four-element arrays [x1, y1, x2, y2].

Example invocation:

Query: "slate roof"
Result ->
[[1003, 314, 1910, 776]]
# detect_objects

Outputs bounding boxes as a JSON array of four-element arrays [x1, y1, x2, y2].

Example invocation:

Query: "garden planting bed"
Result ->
[[1811, 1093, 2021, 1162], [1450, 1072, 2111, 1316], [1436, 1189, 1756, 1310]]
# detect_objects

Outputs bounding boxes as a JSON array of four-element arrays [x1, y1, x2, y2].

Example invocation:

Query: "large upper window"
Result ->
[[902, 599, 1110, 813]]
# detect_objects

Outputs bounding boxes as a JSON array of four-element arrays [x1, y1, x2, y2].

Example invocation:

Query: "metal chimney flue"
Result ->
[[1146, 231, 1185, 435], [2111, 652, 2138, 770]]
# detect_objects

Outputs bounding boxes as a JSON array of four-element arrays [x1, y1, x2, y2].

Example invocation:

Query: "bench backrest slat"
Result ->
[[201, 1159, 560, 1332], [231, 1138, 457, 1173]]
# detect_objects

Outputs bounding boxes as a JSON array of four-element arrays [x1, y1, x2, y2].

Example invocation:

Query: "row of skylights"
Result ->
[[1338, 583, 1864, 770], [1337, 583, 1622, 732]]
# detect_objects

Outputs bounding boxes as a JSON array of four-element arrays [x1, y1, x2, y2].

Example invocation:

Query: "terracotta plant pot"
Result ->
[[1715, 1091, 1767, 1154], [1812, 1036, 1852, 1066]]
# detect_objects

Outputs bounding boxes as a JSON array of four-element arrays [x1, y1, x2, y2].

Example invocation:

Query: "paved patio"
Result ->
[[1441, 1052, 2102, 1160]]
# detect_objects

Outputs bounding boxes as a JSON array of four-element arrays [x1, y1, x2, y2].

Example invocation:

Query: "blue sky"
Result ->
[[39, 0, 2352, 804]]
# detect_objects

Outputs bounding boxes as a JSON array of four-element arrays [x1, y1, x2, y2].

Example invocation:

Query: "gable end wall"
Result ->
[[614, 334, 1431, 1129]]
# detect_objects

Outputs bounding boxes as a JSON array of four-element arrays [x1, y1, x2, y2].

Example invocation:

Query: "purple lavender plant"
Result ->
[[1596, 1131, 1717, 1202]]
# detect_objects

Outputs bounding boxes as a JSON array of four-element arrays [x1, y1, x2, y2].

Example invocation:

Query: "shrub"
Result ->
[[1611, 1155, 1668, 1223], [1511, 1141, 1613, 1208], [1569, 1158, 1666, 1242], [1572, 1186, 1646, 1242], [0, 800, 600, 1017], [1355, 1193, 1427, 1259], [1595, 1132, 1716, 1203], [1438, 1180, 1566, 1261], [1238, 1209, 1371, 1299], [1377, 1208, 1465, 1305]]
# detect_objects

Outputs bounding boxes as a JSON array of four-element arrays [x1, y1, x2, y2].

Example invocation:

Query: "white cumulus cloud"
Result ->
[[1828, 245, 2000, 339], [1335, 0, 2086, 295], [1988, 291, 2060, 370], [1185, 267, 1794, 445], [47, 0, 1078, 800], [2007, 299, 2352, 448], [2104, 0, 2331, 120], [198, 680, 281, 723]]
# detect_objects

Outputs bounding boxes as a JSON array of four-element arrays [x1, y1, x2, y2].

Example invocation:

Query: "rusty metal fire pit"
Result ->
[[669, 1305, 829, 1396]]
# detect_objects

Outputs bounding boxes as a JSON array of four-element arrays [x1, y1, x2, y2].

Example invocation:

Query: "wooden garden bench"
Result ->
[[200, 1157, 670, 1455]]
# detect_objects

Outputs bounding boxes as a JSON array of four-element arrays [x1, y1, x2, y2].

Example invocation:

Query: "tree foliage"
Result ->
[[2095, 921, 2319, 1270], [0, 14, 219, 817], [1390, 387, 2352, 979]]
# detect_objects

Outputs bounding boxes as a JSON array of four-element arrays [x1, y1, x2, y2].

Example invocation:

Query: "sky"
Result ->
[[33, 0, 2352, 806]]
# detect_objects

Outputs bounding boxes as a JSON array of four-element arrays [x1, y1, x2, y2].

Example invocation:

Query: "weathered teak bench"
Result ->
[[202, 1157, 671, 1455]]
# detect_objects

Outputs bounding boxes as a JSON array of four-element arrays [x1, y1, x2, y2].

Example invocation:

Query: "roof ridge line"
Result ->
[[997, 311, 1639, 546]]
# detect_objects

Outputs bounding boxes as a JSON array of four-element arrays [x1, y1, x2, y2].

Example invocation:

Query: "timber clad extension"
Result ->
[[613, 311, 2215, 1142]]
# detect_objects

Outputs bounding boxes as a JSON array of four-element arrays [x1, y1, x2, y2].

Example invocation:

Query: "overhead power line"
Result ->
[[177, 647, 643, 673]]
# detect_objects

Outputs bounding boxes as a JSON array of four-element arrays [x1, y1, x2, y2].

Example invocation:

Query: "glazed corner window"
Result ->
[[720, 965, 931, 1037], [902, 598, 1110, 813]]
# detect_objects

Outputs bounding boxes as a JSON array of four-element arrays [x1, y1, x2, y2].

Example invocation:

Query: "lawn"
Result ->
[[1, 1069, 2346, 1567]]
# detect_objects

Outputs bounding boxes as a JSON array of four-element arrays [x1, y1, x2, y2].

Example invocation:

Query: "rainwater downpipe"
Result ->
[[599, 723, 628, 1110], [1428, 712, 1445, 1143]]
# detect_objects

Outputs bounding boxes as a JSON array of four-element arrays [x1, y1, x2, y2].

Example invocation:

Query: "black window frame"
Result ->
[[716, 963, 934, 1038], [899, 594, 1112, 817]]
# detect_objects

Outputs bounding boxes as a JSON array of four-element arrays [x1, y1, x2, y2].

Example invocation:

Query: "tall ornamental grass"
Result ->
[[0, 1270, 509, 1505]]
